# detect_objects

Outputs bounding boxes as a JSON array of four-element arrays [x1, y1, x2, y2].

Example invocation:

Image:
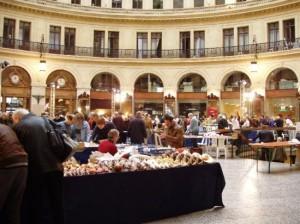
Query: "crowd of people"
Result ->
[[0, 109, 184, 224], [0, 108, 297, 224]]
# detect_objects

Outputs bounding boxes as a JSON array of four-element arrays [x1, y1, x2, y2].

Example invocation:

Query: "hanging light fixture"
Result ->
[[39, 34, 47, 71], [250, 35, 258, 73]]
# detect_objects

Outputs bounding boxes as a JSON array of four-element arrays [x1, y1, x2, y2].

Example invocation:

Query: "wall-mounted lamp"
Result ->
[[32, 95, 45, 104], [39, 34, 47, 71], [0, 61, 9, 69]]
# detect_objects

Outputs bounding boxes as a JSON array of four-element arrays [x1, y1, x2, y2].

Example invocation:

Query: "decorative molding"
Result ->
[[265, 89, 298, 98], [207, 93, 219, 100], [0, 0, 300, 24], [32, 95, 45, 104], [177, 92, 207, 100], [221, 91, 240, 99], [78, 91, 90, 99], [164, 94, 175, 100], [134, 92, 163, 100]]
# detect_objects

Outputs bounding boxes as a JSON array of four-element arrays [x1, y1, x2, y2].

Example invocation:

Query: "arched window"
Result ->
[[266, 68, 298, 90], [46, 70, 76, 89], [46, 70, 77, 114], [134, 73, 163, 92], [223, 71, 251, 91], [1, 66, 31, 112], [178, 73, 207, 92], [91, 72, 120, 92]]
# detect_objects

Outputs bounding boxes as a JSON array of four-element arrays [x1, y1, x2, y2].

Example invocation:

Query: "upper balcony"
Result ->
[[1, 36, 300, 61], [1, 0, 299, 22]]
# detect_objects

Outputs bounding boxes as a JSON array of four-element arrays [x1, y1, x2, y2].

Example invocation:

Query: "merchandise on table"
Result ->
[[63, 150, 214, 177]]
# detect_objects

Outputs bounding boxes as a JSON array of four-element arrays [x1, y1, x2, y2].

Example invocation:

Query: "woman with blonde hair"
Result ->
[[71, 112, 90, 142]]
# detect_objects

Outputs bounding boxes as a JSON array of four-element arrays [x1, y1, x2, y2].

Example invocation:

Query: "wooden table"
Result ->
[[250, 141, 300, 173]]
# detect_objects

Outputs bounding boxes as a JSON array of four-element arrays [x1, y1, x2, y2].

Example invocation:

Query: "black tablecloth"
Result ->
[[63, 163, 225, 224]]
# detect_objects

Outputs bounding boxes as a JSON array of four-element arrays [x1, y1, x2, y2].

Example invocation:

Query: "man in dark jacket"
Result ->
[[112, 112, 126, 143], [254, 129, 275, 161], [128, 111, 147, 144], [0, 124, 28, 224], [217, 115, 229, 130], [275, 114, 284, 138], [12, 109, 64, 224]]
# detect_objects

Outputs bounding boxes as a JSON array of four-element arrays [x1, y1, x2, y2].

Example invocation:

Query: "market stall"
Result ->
[[63, 149, 226, 224]]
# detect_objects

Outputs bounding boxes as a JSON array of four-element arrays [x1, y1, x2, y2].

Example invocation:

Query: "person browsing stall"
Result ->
[[71, 112, 90, 142], [90, 116, 116, 143], [160, 114, 184, 149], [98, 129, 119, 155], [12, 109, 64, 224], [0, 124, 28, 224], [58, 113, 74, 137]]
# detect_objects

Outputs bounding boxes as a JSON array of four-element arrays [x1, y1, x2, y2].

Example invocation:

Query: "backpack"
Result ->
[[43, 117, 73, 162]]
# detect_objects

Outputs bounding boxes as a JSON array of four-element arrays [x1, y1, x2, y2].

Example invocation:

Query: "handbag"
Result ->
[[43, 117, 73, 162]]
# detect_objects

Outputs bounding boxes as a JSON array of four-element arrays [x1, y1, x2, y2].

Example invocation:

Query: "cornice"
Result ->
[[0, 0, 300, 25], [1, 47, 300, 66]]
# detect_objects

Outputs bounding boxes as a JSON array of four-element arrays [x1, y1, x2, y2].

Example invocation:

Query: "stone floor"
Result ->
[[146, 159, 300, 224]]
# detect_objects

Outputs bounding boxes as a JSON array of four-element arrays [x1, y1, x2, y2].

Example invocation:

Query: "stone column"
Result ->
[[31, 85, 46, 116]]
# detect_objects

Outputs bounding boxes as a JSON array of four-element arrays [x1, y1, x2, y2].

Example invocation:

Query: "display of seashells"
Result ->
[[63, 150, 214, 177]]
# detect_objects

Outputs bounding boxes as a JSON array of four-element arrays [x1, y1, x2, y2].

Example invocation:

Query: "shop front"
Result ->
[[220, 71, 251, 117], [134, 73, 164, 117], [90, 72, 122, 116], [265, 67, 299, 120], [45, 69, 77, 115], [177, 73, 207, 117], [1, 66, 31, 112]]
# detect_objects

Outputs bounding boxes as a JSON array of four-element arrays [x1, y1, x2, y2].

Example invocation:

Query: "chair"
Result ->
[[154, 133, 163, 147], [216, 136, 228, 159], [282, 132, 289, 141], [272, 130, 277, 141], [207, 136, 218, 157], [197, 136, 208, 153], [288, 130, 296, 140]]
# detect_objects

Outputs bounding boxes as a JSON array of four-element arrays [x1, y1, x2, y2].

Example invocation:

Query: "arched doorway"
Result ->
[[221, 71, 253, 117], [90, 72, 120, 115], [45, 70, 77, 115], [265, 68, 298, 120], [134, 73, 164, 117], [177, 73, 207, 117], [1, 66, 31, 112]]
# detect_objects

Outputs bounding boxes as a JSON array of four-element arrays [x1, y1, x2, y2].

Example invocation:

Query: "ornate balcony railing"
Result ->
[[0, 37, 299, 59]]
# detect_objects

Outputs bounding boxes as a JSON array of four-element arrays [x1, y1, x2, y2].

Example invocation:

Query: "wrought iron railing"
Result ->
[[0, 36, 299, 59]]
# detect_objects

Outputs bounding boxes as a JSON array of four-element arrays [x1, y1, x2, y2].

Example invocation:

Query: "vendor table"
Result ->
[[250, 141, 300, 173], [63, 163, 225, 224]]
